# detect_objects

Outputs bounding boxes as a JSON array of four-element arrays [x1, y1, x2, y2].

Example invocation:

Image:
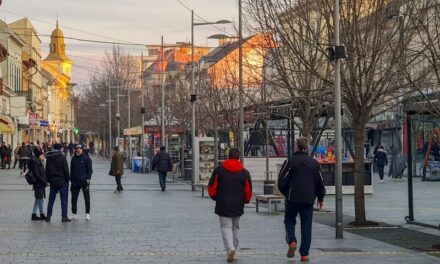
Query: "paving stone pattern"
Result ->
[[0, 157, 438, 263]]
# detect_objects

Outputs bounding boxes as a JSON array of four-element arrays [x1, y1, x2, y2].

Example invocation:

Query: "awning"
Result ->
[[123, 126, 142, 136], [0, 115, 15, 134]]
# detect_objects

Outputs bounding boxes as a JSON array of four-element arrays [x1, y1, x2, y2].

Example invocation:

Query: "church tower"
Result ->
[[43, 20, 72, 77]]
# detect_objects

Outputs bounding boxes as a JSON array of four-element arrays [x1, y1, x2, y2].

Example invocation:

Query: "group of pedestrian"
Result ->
[[206, 138, 325, 263], [28, 143, 93, 222], [0, 142, 12, 169]]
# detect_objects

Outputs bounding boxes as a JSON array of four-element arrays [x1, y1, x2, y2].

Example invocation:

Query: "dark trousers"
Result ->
[[47, 185, 69, 218], [0, 156, 4, 169], [21, 159, 29, 172], [13, 158, 20, 169], [284, 202, 314, 257], [115, 176, 123, 191], [71, 185, 90, 214], [158, 171, 167, 190], [377, 165, 385, 180]]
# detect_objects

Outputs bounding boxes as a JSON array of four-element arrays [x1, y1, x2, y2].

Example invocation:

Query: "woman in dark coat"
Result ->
[[29, 148, 47, 220]]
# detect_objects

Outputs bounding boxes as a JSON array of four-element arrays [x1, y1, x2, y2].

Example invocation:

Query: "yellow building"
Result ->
[[42, 21, 74, 143]]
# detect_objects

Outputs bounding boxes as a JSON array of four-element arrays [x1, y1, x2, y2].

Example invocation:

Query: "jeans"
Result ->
[[158, 171, 167, 190], [377, 165, 385, 180], [284, 202, 314, 257], [115, 176, 123, 191], [46, 185, 69, 218], [71, 185, 90, 214], [32, 198, 44, 214], [13, 158, 20, 169], [219, 216, 240, 251]]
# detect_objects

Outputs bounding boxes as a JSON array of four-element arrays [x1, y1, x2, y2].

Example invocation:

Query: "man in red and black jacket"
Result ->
[[208, 148, 252, 263]]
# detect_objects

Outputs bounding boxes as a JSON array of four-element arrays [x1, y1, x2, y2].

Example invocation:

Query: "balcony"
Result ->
[[15, 90, 33, 103]]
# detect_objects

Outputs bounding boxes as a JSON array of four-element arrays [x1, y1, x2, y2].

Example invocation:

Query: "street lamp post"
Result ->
[[99, 103, 107, 156], [190, 10, 231, 191], [334, 0, 344, 239], [238, 0, 244, 164]]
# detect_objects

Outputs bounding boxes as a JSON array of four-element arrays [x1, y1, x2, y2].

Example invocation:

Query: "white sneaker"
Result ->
[[71, 214, 77, 220], [380, 180, 384, 183], [85, 214, 90, 221]]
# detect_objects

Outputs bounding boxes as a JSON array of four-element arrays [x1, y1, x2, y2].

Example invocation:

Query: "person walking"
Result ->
[[374, 146, 388, 183], [208, 148, 252, 262], [18, 142, 31, 175], [0, 142, 6, 169], [68, 141, 75, 157], [4, 144, 12, 169], [278, 138, 326, 262], [70, 144, 93, 221], [29, 148, 47, 221], [13, 143, 21, 169], [152, 146, 173, 191], [109, 146, 124, 193], [45, 143, 71, 222]]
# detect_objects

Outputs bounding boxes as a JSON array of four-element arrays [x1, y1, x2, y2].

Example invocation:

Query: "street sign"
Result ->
[[40, 120, 49, 127]]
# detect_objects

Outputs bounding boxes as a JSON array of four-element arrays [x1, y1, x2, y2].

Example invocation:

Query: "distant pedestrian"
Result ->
[[70, 145, 93, 221], [45, 143, 71, 222], [152, 146, 173, 191], [18, 142, 31, 175], [374, 146, 388, 182], [4, 144, 12, 169], [278, 138, 326, 262], [68, 141, 75, 157], [13, 143, 20, 169], [29, 148, 47, 221], [0, 142, 6, 169], [208, 148, 252, 262], [109, 146, 124, 193]]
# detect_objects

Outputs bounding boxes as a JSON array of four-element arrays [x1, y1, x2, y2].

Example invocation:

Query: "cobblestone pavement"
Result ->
[[0, 157, 439, 263]]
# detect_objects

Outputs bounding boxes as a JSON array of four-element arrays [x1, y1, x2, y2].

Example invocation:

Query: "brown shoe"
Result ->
[[301, 256, 309, 262], [227, 250, 235, 262], [287, 242, 297, 258]]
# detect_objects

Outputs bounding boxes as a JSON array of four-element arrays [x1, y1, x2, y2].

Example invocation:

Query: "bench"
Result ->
[[195, 182, 209, 197], [255, 194, 285, 215]]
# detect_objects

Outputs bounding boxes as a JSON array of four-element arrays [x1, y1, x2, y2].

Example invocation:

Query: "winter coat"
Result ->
[[18, 146, 31, 160], [278, 152, 326, 205], [374, 149, 388, 167], [152, 151, 173, 172], [208, 159, 253, 217], [45, 150, 70, 188], [70, 153, 93, 187], [109, 152, 124, 176], [29, 157, 47, 199], [0, 145, 6, 158]]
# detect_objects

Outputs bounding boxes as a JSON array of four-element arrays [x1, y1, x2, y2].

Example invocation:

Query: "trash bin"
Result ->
[[184, 159, 192, 181]]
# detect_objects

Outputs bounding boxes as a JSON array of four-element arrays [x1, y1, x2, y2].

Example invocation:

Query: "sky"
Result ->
[[0, 0, 238, 86]]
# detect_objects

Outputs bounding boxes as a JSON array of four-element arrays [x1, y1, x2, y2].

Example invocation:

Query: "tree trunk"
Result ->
[[353, 121, 367, 224]]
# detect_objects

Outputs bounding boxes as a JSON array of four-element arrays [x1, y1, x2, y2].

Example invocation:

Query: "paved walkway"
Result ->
[[0, 157, 438, 263]]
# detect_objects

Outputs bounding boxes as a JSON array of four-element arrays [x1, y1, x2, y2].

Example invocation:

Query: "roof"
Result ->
[[201, 36, 252, 64]]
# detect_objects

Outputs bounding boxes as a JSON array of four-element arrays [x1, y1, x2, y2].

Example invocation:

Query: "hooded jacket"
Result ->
[[45, 150, 70, 188], [208, 159, 253, 217], [374, 149, 388, 167], [70, 153, 93, 187]]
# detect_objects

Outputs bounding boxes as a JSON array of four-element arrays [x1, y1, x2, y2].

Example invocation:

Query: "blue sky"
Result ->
[[0, 0, 238, 84]]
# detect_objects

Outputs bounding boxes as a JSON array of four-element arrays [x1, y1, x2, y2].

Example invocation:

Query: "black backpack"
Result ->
[[25, 169, 37, 185], [278, 160, 292, 197]]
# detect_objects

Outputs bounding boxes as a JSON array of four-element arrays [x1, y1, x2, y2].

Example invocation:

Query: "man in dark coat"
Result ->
[[70, 145, 93, 220], [208, 148, 252, 262], [152, 146, 173, 191], [45, 143, 71, 222], [0, 142, 6, 169], [29, 148, 47, 220], [374, 145, 388, 182], [109, 146, 124, 193], [18, 142, 31, 175], [278, 138, 326, 262]]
